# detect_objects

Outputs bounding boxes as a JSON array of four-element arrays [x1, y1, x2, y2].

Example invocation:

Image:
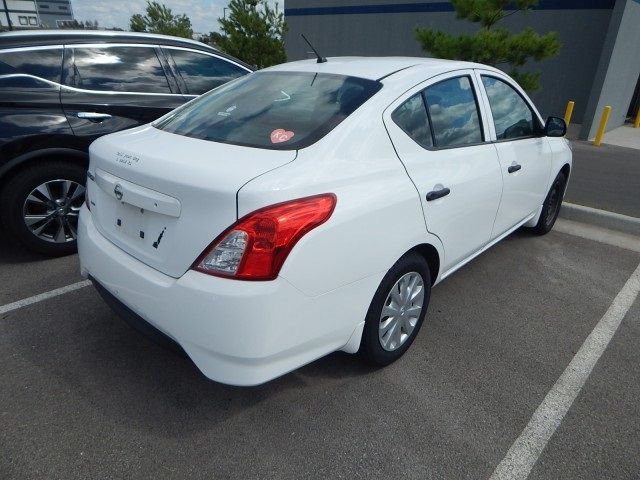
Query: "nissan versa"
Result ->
[[78, 57, 572, 386]]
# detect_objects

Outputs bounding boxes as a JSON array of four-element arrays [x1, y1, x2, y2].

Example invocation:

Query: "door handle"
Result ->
[[77, 112, 112, 122], [426, 187, 450, 201], [508, 164, 522, 174]]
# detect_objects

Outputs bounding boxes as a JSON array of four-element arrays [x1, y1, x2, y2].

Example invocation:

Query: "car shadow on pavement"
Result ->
[[6, 288, 377, 438], [0, 235, 51, 265]]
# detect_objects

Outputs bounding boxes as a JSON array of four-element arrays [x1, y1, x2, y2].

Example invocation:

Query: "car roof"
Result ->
[[0, 30, 253, 69], [263, 56, 485, 81]]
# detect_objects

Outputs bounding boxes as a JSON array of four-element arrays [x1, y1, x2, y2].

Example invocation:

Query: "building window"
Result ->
[[28, 16, 38, 25], [39, 4, 50, 8], [18, 16, 28, 26], [59, 5, 68, 9]]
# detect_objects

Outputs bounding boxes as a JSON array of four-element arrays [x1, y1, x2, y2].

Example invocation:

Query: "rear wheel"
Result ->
[[0, 161, 86, 256], [360, 252, 431, 366], [530, 171, 566, 235]]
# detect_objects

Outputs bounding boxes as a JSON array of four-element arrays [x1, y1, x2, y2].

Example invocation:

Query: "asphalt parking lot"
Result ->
[[1, 219, 639, 479]]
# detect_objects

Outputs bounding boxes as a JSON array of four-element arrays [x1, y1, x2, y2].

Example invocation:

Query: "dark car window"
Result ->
[[169, 49, 248, 95], [0, 48, 62, 88], [392, 93, 433, 149], [424, 76, 483, 148], [157, 71, 382, 150], [481, 76, 535, 140], [70, 46, 171, 93]]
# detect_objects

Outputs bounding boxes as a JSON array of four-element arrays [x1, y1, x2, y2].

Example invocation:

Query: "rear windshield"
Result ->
[[156, 71, 382, 150]]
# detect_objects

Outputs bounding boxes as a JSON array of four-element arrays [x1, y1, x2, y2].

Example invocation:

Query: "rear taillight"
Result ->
[[193, 194, 337, 281]]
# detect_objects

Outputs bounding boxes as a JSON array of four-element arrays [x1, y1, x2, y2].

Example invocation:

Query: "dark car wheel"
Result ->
[[0, 161, 86, 256], [360, 252, 431, 366], [530, 171, 566, 236]]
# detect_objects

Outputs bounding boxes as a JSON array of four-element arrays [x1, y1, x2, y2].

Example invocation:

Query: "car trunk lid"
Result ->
[[87, 125, 295, 277]]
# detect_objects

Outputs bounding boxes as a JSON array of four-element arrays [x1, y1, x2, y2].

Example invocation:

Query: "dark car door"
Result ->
[[162, 46, 250, 99], [61, 43, 185, 149], [0, 46, 74, 165]]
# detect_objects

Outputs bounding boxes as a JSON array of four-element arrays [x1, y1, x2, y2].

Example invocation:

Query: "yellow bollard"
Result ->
[[594, 105, 612, 147], [564, 100, 575, 125], [634, 107, 640, 128]]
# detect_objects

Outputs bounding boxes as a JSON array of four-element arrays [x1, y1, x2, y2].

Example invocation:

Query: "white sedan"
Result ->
[[78, 57, 572, 386]]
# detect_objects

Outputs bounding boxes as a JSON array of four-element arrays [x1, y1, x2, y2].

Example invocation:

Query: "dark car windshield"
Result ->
[[156, 71, 382, 150]]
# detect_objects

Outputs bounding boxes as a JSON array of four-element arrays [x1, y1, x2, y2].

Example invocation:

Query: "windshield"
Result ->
[[156, 71, 382, 150]]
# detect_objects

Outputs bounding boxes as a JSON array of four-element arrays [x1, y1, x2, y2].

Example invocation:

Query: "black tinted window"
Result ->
[[424, 76, 483, 148], [71, 47, 171, 93], [0, 48, 62, 88], [482, 76, 535, 139], [157, 71, 382, 150], [392, 94, 433, 149], [169, 49, 247, 95]]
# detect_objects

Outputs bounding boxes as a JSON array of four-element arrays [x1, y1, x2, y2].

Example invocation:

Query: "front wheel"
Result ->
[[0, 161, 86, 256], [530, 171, 566, 235], [360, 252, 431, 366]]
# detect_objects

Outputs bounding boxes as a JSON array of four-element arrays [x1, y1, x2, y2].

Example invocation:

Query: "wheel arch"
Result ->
[[0, 148, 88, 185], [407, 243, 441, 286]]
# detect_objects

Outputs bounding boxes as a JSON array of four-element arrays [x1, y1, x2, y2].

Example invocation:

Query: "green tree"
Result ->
[[415, 0, 560, 91], [216, 0, 287, 68], [130, 1, 193, 39]]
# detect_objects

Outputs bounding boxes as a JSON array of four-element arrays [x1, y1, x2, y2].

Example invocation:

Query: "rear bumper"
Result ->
[[78, 206, 374, 386]]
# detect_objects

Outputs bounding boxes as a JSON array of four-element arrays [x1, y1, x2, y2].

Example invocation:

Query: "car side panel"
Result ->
[[0, 46, 76, 172], [383, 70, 504, 272], [473, 69, 553, 237], [236, 103, 444, 299], [60, 45, 185, 151], [0, 89, 76, 169]]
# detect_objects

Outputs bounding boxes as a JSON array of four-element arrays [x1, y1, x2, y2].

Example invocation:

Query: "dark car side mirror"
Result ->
[[544, 116, 567, 137]]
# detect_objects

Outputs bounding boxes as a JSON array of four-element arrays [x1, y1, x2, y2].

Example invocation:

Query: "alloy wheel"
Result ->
[[22, 179, 85, 243], [378, 271, 425, 351]]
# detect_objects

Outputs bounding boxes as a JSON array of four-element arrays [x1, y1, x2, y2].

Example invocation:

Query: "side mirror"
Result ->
[[545, 116, 567, 137]]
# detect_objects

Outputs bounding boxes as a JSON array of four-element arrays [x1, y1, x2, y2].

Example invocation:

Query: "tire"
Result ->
[[360, 252, 431, 366], [530, 171, 566, 235], [0, 161, 86, 256]]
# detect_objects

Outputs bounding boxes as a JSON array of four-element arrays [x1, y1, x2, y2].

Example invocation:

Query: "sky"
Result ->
[[71, 0, 282, 34]]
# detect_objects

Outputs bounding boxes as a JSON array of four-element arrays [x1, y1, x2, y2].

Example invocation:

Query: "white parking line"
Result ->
[[0, 280, 92, 316], [490, 261, 640, 480], [555, 218, 640, 253]]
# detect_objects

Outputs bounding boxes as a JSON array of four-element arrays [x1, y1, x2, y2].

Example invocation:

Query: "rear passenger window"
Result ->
[[481, 76, 535, 140], [0, 48, 62, 88], [392, 94, 433, 149], [424, 76, 483, 148], [70, 46, 171, 93], [169, 49, 247, 95]]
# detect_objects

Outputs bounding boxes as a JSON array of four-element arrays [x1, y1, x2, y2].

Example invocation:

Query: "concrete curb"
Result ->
[[560, 202, 640, 236]]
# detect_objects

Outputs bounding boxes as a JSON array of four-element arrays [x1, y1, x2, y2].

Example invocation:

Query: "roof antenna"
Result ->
[[301, 34, 327, 63]]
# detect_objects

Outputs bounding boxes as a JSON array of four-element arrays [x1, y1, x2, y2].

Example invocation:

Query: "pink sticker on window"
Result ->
[[270, 128, 295, 144]]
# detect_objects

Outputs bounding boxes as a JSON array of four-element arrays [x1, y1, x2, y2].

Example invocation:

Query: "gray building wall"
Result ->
[[581, 0, 640, 139], [284, 0, 631, 137], [36, 0, 73, 28]]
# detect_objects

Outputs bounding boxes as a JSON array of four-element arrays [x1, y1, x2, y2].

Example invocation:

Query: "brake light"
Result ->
[[193, 194, 337, 280]]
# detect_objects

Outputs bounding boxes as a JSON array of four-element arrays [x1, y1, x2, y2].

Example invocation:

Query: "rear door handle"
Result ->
[[426, 187, 450, 201], [508, 164, 522, 174], [77, 112, 112, 122]]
